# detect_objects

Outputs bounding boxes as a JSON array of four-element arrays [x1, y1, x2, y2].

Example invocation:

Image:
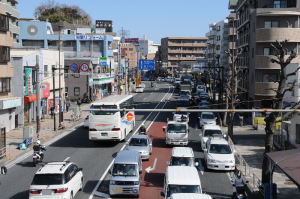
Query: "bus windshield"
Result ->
[[90, 105, 118, 115]]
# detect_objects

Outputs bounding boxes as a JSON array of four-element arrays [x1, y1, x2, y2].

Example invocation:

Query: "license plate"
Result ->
[[114, 187, 123, 193], [42, 189, 52, 195], [101, 133, 108, 136]]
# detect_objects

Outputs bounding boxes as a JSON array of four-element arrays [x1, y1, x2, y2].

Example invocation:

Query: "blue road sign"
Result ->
[[139, 59, 155, 71], [80, 63, 89, 72], [70, 63, 79, 72]]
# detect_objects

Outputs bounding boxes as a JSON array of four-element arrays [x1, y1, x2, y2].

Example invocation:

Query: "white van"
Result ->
[[168, 147, 198, 167], [161, 166, 202, 199], [171, 193, 212, 199]]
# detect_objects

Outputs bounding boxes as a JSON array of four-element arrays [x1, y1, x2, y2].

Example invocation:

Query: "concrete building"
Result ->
[[18, 20, 114, 101], [11, 49, 64, 124], [160, 37, 207, 75], [0, 2, 21, 160], [235, 0, 300, 107], [0, 0, 19, 47], [138, 39, 159, 58]]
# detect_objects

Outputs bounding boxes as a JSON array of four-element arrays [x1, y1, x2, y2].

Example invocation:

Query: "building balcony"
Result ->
[[228, 42, 236, 49], [255, 82, 278, 96], [168, 42, 206, 47], [256, 28, 300, 42], [256, 55, 300, 69], [256, 8, 300, 17], [0, 2, 19, 18], [9, 23, 19, 35], [168, 56, 197, 61], [168, 50, 205, 54]]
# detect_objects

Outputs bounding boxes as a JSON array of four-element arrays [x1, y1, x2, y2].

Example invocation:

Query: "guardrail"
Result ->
[[0, 147, 6, 160]]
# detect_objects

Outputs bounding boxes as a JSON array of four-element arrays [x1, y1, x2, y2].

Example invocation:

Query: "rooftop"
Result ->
[[36, 162, 71, 174], [166, 166, 201, 186], [172, 147, 194, 158]]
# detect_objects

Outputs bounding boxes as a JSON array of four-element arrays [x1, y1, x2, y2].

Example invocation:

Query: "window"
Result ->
[[74, 87, 80, 96], [63, 41, 76, 47], [65, 87, 68, 97], [44, 65, 48, 77], [0, 46, 10, 63], [265, 21, 272, 28], [263, 73, 278, 82], [265, 21, 279, 28], [264, 48, 271, 56], [0, 14, 9, 32], [0, 78, 11, 93], [129, 48, 133, 51]]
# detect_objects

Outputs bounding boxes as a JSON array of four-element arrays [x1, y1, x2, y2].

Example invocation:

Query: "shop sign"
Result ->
[[1, 97, 21, 110], [25, 68, 33, 96]]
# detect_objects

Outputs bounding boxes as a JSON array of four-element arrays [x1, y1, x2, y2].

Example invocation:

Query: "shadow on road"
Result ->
[[143, 172, 164, 187], [10, 190, 29, 199]]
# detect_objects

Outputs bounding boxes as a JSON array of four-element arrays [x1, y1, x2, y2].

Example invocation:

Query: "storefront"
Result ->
[[0, 97, 21, 132]]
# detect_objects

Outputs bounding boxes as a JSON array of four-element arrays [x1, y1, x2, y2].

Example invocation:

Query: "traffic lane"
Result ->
[[0, 85, 169, 199], [188, 112, 234, 199]]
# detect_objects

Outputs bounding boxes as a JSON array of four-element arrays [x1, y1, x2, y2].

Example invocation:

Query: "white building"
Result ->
[[138, 39, 159, 58]]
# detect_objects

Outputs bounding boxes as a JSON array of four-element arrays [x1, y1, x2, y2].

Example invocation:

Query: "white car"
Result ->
[[135, 86, 144, 93], [168, 147, 198, 167], [171, 193, 212, 199], [173, 107, 189, 123], [83, 115, 89, 128], [204, 137, 235, 171], [199, 112, 217, 128], [126, 134, 152, 160], [200, 125, 225, 150], [29, 161, 83, 199]]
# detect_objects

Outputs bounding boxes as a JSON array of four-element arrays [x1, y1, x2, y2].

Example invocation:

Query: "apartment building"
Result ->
[[0, 3, 21, 160], [161, 37, 207, 74], [236, 0, 300, 107]]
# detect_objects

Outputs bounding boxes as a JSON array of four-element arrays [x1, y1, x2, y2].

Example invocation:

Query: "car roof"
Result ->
[[201, 112, 214, 115], [172, 147, 194, 158], [131, 134, 149, 139], [209, 137, 229, 145], [166, 166, 200, 185], [114, 150, 140, 164], [36, 162, 72, 174], [203, 125, 221, 130], [171, 193, 212, 199]]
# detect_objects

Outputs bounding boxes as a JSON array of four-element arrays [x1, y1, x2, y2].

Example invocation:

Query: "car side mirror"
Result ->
[[162, 126, 166, 133], [161, 192, 165, 197], [1, 166, 7, 175], [195, 162, 199, 167]]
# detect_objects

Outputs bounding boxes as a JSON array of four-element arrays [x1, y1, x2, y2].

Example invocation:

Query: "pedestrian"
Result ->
[[50, 106, 54, 118], [66, 101, 70, 112]]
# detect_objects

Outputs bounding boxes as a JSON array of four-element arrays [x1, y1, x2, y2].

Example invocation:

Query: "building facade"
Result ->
[[235, 0, 300, 107], [160, 37, 207, 75], [18, 20, 115, 101]]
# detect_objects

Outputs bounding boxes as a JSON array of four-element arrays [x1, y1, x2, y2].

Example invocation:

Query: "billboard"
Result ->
[[139, 59, 155, 71], [124, 38, 139, 44], [95, 20, 113, 32]]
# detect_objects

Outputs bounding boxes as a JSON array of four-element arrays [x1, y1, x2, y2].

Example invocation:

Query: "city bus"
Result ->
[[89, 95, 135, 142]]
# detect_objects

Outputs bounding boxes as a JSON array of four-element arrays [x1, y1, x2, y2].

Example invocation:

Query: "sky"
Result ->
[[18, 0, 232, 43]]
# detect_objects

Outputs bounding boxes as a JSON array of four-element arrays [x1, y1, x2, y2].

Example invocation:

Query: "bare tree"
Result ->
[[262, 40, 298, 183], [224, 49, 243, 140]]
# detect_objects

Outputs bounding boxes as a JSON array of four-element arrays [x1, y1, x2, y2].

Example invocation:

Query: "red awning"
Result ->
[[24, 95, 36, 103], [267, 148, 300, 188]]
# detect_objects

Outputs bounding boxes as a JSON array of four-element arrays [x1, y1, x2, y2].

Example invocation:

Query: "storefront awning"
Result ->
[[24, 95, 36, 103]]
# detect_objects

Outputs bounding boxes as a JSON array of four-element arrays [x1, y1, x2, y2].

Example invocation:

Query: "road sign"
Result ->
[[100, 57, 107, 66], [80, 63, 89, 72], [70, 63, 79, 72], [139, 59, 155, 71]]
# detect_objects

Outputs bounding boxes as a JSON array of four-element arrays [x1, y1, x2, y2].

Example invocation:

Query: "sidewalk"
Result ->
[[223, 125, 300, 198], [1, 103, 90, 166]]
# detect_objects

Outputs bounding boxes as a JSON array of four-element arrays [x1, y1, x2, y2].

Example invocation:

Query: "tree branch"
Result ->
[[286, 67, 300, 78]]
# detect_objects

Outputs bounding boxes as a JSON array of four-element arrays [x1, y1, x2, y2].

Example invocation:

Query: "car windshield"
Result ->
[[204, 130, 222, 137], [171, 157, 194, 166], [202, 114, 214, 119], [209, 144, 232, 154], [112, 164, 137, 176], [167, 124, 186, 133], [32, 174, 63, 185], [90, 105, 118, 115], [167, 185, 201, 197], [129, 138, 148, 146]]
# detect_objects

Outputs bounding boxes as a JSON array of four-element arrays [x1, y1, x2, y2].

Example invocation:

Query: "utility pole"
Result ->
[[52, 66, 56, 131], [35, 55, 41, 139], [58, 25, 63, 129]]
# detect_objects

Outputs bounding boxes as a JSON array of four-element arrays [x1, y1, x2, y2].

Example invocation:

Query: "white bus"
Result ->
[[89, 95, 135, 142]]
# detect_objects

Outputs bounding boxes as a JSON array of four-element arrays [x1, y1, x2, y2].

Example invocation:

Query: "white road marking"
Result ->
[[63, 157, 70, 162], [88, 85, 172, 199], [94, 191, 111, 198]]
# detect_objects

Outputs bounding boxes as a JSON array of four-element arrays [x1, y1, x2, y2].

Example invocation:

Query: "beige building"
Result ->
[[0, 3, 21, 160], [235, 0, 300, 107], [161, 37, 207, 74]]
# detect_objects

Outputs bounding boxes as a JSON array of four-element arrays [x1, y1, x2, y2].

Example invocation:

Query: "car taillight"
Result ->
[[55, 188, 68, 193], [112, 128, 120, 131], [30, 189, 41, 194], [89, 128, 97, 131]]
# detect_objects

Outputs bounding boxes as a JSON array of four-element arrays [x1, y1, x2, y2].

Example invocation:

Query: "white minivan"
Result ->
[[171, 193, 212, 199], [161, 166, 202, 199], [168, 147, 198, 167]]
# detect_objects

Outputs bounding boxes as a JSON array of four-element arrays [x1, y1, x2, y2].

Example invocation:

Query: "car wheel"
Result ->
[[70, 192, 73, 199]]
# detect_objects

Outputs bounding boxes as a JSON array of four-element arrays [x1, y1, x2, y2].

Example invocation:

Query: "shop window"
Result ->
[[74, 87, 80, 96], [0, 78, 10, 93]]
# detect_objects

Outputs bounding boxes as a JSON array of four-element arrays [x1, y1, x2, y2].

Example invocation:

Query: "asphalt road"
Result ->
[[0, 82, 234, 199], [0, 82, 170, 199]]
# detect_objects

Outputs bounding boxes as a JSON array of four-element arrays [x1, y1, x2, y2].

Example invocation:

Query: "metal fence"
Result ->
[[0, 147, 6, 160]]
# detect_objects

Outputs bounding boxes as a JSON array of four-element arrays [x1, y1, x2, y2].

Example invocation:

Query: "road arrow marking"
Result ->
[[145, 158, 157, 173], [94, 191, 111, 198]]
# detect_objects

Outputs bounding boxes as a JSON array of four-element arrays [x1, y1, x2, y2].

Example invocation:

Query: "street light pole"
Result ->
[[52, 66, 56, 131], [58, 25, 63, 129], [35, 55, 41, 139]]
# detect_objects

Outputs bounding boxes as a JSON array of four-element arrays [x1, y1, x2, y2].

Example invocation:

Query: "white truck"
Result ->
[[163, 120, 189, 146]]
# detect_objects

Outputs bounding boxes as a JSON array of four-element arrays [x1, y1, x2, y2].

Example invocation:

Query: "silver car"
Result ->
[[126, 134, 152, 160]]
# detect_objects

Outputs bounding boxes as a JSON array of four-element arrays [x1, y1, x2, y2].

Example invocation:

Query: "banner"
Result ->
[[25, 68, 33, 96]]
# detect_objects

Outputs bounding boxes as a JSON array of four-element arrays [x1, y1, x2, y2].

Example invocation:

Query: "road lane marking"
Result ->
[[63, 157, 70, 162], [94, 191, 110, 198], [89, 85, 172, 199], [145, 158, 157, 173]]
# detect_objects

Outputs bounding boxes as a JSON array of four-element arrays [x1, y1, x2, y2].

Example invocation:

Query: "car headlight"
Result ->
[[133, 181, 139, 185], [142, 151, 149, 155], [208, 159, 216, 163], [110, 180, 116, 185]]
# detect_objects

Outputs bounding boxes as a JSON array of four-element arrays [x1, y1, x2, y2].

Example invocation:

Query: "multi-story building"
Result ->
[[18, 20, 115, 101], [0, 0, 19, 47], [235, 0, 300, 107], [121, 44, 138, 69], [161, 37, 207, 75], [0, 3, 21, 160], [138, 39, 159, 58]]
